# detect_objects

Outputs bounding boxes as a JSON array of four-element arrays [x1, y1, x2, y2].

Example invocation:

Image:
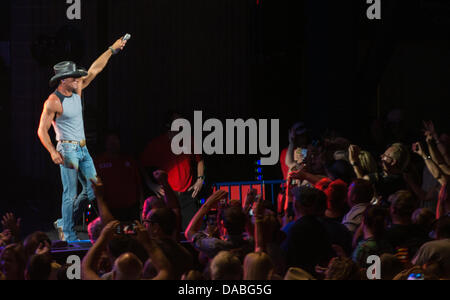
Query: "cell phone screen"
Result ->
[[301, 149, 308, 158], [117, 223, 137, 235]]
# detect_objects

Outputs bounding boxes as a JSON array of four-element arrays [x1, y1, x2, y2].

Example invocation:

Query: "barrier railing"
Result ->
[[212, 180, 286, 206]]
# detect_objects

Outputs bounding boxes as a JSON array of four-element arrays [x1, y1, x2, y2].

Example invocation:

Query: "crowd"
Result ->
[[1, 115, 449, 280]]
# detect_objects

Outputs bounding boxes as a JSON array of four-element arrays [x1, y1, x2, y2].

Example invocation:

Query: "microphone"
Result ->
[[122, 33, 131, 41]]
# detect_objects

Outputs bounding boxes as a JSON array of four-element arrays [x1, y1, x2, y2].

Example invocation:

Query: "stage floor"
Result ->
[[45, 225, 89, 242]]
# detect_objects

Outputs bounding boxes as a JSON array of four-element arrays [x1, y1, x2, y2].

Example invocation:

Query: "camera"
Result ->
[[116, 222, 137, 235]]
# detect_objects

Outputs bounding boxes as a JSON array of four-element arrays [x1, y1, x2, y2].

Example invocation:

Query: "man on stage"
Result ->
[[37, 36, 128, 241]]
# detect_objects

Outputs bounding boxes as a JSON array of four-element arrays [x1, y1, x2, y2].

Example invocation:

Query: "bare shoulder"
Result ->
[[45, 94, 62, 113]]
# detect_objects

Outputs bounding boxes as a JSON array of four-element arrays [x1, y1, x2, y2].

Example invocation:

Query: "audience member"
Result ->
[[8, 117, 450, 281], [143, 208, 193, 279], [281, 122, 309, 179], [185, 190, 253, 261], [379, 253, 404, 280], [412, 216, 450, 272], [0, 243, 26, 280], [352, 143, 410, 202], [352, 206, 393, 268], [209, 251, 242, 280], [315, 178, 349, 222], [281, 186, 334, 275], [342, 179, 374, 234], [81, 220, 172, 280], [324, 257, 363, 280], [412, 208, 436, 235], [23, 231, 61, 280], [243, 252, 274, 280], [386, 190, 429, 261]]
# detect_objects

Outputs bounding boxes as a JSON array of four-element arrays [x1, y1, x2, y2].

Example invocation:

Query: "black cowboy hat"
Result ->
[[49, 61, 88, 86]]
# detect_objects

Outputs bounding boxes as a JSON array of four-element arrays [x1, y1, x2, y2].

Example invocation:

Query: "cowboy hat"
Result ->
[[49, 61, 88, 86]]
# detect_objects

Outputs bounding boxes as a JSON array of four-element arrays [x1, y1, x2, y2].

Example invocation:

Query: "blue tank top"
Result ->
[[52, 90, 86, 142]]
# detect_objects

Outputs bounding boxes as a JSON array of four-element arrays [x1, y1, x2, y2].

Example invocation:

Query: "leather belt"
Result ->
[[60, 140, 86, 147]]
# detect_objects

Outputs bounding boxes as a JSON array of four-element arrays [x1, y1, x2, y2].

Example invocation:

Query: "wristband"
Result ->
[[109, 47, 119, 55], [198, 176, 205, 181]]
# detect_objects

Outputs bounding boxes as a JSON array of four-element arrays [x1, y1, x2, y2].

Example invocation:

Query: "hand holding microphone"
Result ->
[[110, 33, 131, 55]]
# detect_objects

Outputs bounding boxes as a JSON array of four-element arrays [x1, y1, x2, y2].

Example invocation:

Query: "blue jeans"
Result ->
[[56, 142, 97, 241]]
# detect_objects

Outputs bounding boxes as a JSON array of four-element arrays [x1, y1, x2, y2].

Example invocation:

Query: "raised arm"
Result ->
[[37, 96, 64, 165], [254, 195, 265, 253], [79, 37, 128, 93], [424, 121, 450, 166], [90, 178, 115, 225], [285, 128, 298, 170], [82, 220, 120, 280], [349, 145, 366, 179], [413, 142, 447, 186], [1, 213, 21, 244], [184, 190, 228, 242], [288, 169, 325, 186], [153, 170, 182, 237], [135, 222, 172, 280], [426, 137, 450, 176]]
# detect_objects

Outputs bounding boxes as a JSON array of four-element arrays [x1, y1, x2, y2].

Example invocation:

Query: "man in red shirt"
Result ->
[[140, 112, 206, 231], [94, 131, 142, 221]]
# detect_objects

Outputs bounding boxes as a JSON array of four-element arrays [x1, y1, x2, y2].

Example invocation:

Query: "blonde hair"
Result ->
[[210, 251, 242, 280], [243, 252, 274, 280], [358, 150, 377, 175]]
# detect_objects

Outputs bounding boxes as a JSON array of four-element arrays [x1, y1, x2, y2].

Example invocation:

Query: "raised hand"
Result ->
[[254, 195, 265, 218], [288, 169, 305, 182], [111, 36, 128, 52], [348, 145, 361, 165], [1, 213, 21, 238], [100, 220, 120, 241], [35, 242, 51, 256], [423, 120, 438, 141], [412, 142, 425, 157], [244, 188, 257, 211], [289, 128, 296, 144], [204, 190, 228, 210], [90, 177, 104, 199], [134, 221, 152, 246]]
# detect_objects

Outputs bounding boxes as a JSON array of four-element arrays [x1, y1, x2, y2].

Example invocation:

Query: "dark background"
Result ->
[[0, 0, 449, 235]]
